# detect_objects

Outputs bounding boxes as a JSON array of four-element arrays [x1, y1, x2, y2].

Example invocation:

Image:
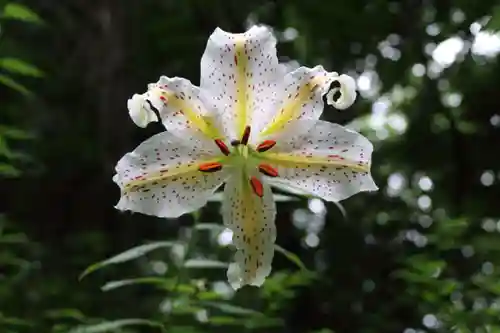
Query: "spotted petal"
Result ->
[[200, 25, 281, 142], [261, 120, 377, 202], [146, 76, 222, 140], [222, 170, 276, 290], [255, 66, 338, 142], [113, 130, 229, 218]]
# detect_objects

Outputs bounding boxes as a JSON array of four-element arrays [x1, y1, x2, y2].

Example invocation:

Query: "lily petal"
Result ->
[[256, 66, 338, 141], [146, 76, 222, 140], [200, 26, 281, 141], [261, 120, 377, 202], [222, 170, 276, 290], [113, 130, 229, 218], [326, 74, 357, 110], [127, 93, 158, 128]]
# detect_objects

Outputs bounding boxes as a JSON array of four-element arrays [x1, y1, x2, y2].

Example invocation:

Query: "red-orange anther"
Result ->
[[214, 139, 230, 156], [241, 126, 251, 145], [256, 140, 276, 152], [258, 163, 279, 177], [198, 162, 223, 172], [250, 176, 264, 197]]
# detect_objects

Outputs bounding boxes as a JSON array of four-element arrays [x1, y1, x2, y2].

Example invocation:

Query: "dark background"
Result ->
[[1, 0, 500, 332]]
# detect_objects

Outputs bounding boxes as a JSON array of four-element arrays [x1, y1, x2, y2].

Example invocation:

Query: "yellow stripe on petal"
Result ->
[[260, 152, 370, 173], [223, 171, 276, 290], [123, 158, 224, 194], [260, 120, 378, 203], [114, 131, 230, 218], [159, 90, 222, 139], [200, 26, 281, 141], [259, 68, 335, 138]]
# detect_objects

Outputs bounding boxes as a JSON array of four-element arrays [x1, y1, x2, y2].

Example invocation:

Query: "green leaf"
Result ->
[[274, 244, 309, 271], [0, 232, 28, 244], [485, 5, 500, 31], [171, 303, 203, 315], [168, 326, 201, 333], [196, 290, 222, 300], [101, 277, 171, 292], [183, 259, 228, 269], [1, 3, 43, 24], [0, 58, 44, 77], [0, 136, 11, 158], [207, 316, 239, 326], [194, 223, 224, 231], [79, 241, 176, 279], [45, 309, 86, 321], [0, 163, 20, 177], [0, 314, 33, 327], [68, 319, 164, 333], [0, 74, 31, 95], [0, 126, 32, 139], [200, 301, 261, 316]]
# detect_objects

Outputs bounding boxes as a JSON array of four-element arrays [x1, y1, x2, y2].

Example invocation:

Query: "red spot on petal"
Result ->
[[234, 55, 238, 66], [250, 176, 264, 197], [328, 155, 345, 160]]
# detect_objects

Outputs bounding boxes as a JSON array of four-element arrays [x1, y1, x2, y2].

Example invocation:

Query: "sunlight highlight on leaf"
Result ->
[[0, 74, 31, 95], [184, 259, 229, 269], [1, 3, 43, 24], [79, 241, 177, 279], [100, 277, 171, 292], [68, 319, 165, 333], [0, 58, 44, 77], [200, 301, 262, 316]]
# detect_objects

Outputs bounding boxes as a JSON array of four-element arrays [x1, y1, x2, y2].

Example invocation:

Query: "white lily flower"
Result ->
[[326, 74, 357, 110], [127, 93, 158, 128], [113, 26, 377, 290]]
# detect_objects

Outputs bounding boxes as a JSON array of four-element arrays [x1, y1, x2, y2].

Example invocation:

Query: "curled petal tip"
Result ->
[[326, 74, 357, 110], [127, 93, 158, 128]]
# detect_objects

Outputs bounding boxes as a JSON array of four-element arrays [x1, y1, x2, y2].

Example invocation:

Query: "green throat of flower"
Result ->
[[198, 126, 278, 197]]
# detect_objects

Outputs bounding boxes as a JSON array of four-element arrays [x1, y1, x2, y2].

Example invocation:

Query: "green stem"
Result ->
[[166, 211, 200, 327]]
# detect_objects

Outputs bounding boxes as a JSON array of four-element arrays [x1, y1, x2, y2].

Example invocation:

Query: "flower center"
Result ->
[[198, 125, 279, 197]]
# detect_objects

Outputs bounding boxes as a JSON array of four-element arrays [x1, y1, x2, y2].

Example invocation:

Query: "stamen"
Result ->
[[250, 176, 263, 197], [241, 126, 251, 145], [231, 140, 241, 146], [256, 140, 276, 152], [199, 162, 223, 172], [214, 139, 230, 156], [258, 163, 279, 177]]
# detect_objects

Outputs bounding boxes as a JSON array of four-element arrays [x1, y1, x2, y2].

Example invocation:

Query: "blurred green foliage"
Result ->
[[1, 0, 500, 332]]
